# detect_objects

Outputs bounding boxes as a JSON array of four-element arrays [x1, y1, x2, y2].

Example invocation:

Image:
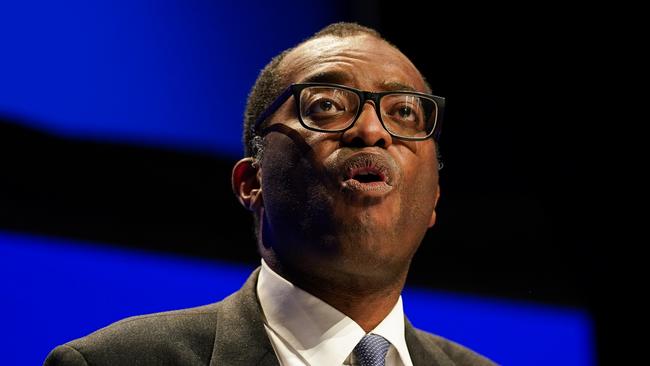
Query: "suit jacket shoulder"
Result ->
[[405, 321, 498, 366], [45, 303, 220, 366], [44, 267, 496, 366], [44, 268, 277, 366]]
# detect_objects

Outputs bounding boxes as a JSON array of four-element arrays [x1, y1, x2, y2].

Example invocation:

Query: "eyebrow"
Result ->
[[302, 70, 352, 85], [380, 81, 418, 92], [301, 71, 419, 93]]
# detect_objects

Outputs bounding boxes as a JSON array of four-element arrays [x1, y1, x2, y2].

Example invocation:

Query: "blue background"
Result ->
[[0, 1, 597, 365], [0, 0, 337, 157], [1, 231, 594, 365]]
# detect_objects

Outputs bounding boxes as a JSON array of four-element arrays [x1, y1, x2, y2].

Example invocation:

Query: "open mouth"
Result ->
[[340, 153, 394, 194], [349, 167, 386, 184]]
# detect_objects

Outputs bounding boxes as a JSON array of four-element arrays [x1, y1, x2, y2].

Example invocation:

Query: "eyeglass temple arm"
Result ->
[[253, 86, 294, 129], [432, 97, 445, 141]]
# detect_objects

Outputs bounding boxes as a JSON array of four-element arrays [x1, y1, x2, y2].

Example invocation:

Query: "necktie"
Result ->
[[353, 333, 391, 366]]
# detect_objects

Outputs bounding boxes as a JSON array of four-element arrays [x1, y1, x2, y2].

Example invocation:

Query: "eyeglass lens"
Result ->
[[299, 86, 437, 138]]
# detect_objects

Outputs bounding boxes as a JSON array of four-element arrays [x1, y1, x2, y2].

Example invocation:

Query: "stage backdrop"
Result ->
[[1, 231, 594, 366], [1, 1, 596, 365]]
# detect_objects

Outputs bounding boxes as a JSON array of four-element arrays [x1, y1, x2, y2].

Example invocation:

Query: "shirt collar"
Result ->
[[257, 259, 412, 366], [371, 297, 412, 366]]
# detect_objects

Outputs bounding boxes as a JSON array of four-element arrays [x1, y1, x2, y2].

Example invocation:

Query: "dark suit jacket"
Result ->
[[44, 268, 496, 366]]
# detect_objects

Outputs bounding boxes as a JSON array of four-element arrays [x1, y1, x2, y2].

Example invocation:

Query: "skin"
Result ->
[[233, 34, 440, 332]]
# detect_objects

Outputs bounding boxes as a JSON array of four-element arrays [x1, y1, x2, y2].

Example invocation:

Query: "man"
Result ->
[[44, 22, 496, 366]]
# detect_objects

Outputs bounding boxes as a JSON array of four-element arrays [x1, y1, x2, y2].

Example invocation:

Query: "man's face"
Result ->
[[258, 35, 440, 283]]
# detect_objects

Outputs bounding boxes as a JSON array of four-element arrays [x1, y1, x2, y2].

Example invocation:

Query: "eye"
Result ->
[[388, 102, 419, 124], [382, 92, 428, 123], [398, 106, 414, 120], [312, 100, 335, 113], [305, 97, 344, 117]]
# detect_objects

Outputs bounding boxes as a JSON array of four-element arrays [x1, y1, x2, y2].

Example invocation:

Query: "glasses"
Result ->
[[254, 83, 445, 141]]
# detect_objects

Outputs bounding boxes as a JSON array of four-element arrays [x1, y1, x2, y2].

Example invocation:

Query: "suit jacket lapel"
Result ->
[[210, 267, 280, 366], [208, 268, 460, 366], [405, 318, 456, 366]]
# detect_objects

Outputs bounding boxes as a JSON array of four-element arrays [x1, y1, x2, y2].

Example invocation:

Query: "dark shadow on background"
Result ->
[[0, 1, 619, 363]]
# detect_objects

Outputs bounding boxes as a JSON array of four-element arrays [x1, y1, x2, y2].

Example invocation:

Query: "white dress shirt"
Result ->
[[257, 259, 414, 366]]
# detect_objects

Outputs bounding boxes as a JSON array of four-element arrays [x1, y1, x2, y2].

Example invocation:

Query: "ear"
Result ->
[[232, 157, 263, 212], [428, 184, 441, 228]]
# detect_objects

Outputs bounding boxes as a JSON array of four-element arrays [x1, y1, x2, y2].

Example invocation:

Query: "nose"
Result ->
[[341, 102, 393, 148]]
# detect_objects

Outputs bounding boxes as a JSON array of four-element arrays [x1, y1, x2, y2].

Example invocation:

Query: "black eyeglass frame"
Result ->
[[254, 82, 445, 141]]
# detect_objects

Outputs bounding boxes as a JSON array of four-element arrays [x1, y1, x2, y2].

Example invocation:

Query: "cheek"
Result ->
[[260, 134, 338, 224], [395, 144, 434, 185], [396, 150, 439, 220], [261, 135, 307, 200]]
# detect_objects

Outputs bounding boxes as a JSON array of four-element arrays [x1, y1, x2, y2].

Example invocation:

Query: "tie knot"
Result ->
[[353, 334, 391, 366]]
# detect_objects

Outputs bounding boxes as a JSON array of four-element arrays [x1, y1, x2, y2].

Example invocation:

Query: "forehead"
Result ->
[[279, 35, 427, 92]]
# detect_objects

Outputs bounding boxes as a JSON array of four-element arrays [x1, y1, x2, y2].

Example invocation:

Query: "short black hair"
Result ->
[[242, 22, 385, 160]]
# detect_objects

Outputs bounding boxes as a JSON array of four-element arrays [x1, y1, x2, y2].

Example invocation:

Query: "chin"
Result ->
[[338, 233, 414, 268]]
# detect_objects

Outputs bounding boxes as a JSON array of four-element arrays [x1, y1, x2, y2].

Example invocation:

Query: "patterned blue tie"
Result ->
[[353, 333, 391, 366]]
